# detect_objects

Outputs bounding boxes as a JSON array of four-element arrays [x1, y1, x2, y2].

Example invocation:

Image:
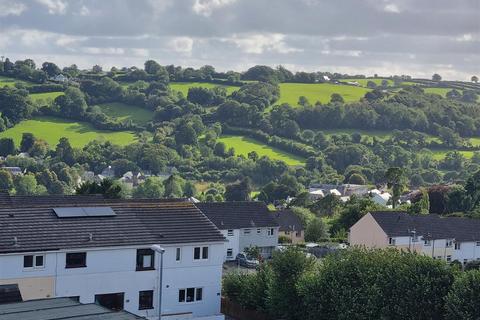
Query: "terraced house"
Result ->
[[349, 211, 480, 265], [0, 197, 226, 320]]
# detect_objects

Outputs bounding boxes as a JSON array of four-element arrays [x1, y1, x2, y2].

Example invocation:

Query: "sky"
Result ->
[[0, 0, 479, 80]]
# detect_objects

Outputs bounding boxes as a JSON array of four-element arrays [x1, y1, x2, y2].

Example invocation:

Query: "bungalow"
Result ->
[[369, 189, 392, 207], [273, 209, 305, 244], [349, 211, 480, 264], [195, 202, 279, 261]]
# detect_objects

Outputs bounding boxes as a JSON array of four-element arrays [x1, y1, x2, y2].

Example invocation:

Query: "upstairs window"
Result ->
[[227, 229, 234, 236], [176, 248, 181, 262], [454, 242, 461, 250], [23, 255, 45, 269], [66, 252, 87, 268], [424, 239, 431, 246], [476, 241, 480, 247], [446, 239, 453, 248], [194, 247, 208, 260], [257, 228, 261, 234], [388, 237, 396, 246], [267, 228, 275, 236], [243, 229, 251, 235], [136, 249, 155, 271]]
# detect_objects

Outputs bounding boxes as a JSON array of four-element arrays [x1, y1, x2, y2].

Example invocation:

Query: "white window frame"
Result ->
[[454, 242, 461, 250], [226, 248, 233, 258], [257, 228, 261, 234], [446, 255, 452, 262], [243, 229, 251, 235], [267, 228, 275, 236], [446, 239, 453, 248], [424, 239, 431, 246], [23, 254, 45, 270], [193, 246, 209, 260], [178, 287, 203, 303], [476, 241, 480, 247], [388, 237, 396, 246], [227, 229, 234, 236]]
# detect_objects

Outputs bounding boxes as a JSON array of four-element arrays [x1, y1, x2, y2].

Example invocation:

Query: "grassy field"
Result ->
[[427, 149, 475, 160], [0, 116, 137, 148], [169, 82, 240, 96], [0, 76, 32, 87], [321, 128, 441, 143], [217, 134, 305, 166], [340, 78, 393, 87], [277, 83, 370, 106], [97, 102, 154, 126], [29, 92, 64, 102], [424, 87, 454, 97]]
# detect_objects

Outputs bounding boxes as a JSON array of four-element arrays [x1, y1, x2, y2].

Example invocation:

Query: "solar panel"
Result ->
[[53, 207, 116, 218]]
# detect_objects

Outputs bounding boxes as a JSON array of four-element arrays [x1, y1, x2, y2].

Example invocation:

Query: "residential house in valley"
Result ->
[[195, 202, 279, 261], [349, 211, 480, 265], [273, 209, 305, 244], [0, 198, 226, 320]]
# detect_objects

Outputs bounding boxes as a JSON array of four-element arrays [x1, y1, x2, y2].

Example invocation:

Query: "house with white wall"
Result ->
[[0, 199, 226, 320], [195, 202, 279, 261], [349, 211, 480, 265]]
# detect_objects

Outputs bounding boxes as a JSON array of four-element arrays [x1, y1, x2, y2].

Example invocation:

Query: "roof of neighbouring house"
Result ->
[[272, 209, 304, 232], [0, 198, 225, 254], [369, 211, 480, 241], [0, 298, 145, 319], [195, 201, 279, 230]]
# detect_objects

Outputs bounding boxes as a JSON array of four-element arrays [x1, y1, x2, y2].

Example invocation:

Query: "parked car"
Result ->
[[236, 252, 259, 268]]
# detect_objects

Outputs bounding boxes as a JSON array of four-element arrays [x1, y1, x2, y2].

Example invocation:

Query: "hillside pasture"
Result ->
[[340, 78, 394, 87], [276, 83, 370, 106], [217, 134, 305, 166], [0, 76, 31, 87], [96, 102, 154, 126], [169, 82, 240, 96], [0, 116, 137, 148], [29, 91, 64, 102], [428, 149, 475, 161]]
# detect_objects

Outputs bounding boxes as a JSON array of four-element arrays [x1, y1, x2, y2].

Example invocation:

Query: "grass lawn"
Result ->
[[277, 83, 370, 106], [340, 78, 393, 87], [428, 149, 475, 160], [424, 87, 454, 97], [0, 116, 137, 148], [96, 102, 154, 126], [169, 82, 240, 96], [0, 76, 32, 87], [29, 91, 64, 102], [217, 134, 305, 166]]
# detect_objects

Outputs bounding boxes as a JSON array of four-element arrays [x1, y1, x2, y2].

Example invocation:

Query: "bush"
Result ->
[[444, 270, 480, 319]]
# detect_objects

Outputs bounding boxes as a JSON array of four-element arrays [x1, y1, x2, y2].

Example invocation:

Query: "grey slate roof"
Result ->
[[195, 202, 279, 230], [0, 201, 226, 254], [0, 298, 144, 319], [370, 211, 480, 241], [273, 209, 304, 232]]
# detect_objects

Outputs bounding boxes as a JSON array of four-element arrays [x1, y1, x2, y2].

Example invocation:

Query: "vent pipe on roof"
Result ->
[[88, 233, 93, 242], [12, 237, 18, 246]]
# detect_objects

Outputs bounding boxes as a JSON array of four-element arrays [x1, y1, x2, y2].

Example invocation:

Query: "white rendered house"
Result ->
[[195, 202, 279, 261], [0, 199, 226, 320]]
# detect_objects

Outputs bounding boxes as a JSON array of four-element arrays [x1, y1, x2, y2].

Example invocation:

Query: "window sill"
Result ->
[[136, 267, 155, 272], [65, 265, 87, 269], [139, 307, 154, 310]]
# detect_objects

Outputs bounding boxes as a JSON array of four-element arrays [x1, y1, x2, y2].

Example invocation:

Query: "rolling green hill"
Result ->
[[340, 78, 394, 87], [169, 82, 240, 96], [217, 134, 305, 166], [0, 116, 137, 148], [97, 102, 154, 126], [277, 83, 370, 106], [29, 91, 64, 102]]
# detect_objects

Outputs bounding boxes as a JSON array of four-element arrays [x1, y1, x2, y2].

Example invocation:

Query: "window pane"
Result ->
[[178, 289, 185, 302], [196, 288, 203, 301], [24, 255, 33, 268], [143, 255, 152, 268], [66, 252, 86, 268], [202, 247, 208, 259], [176, 248, 181, 261], [194, 247, 200, 260], [35, 255, 44, 267], [186, 288, 195, 302]]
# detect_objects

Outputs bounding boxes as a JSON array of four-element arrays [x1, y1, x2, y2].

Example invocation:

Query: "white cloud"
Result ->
[[82, 47, 125, 55], [226, 33, 302, 54], [192, 0, 236, 17], [55, 35, 87, 47], [20, 30, 52, 46], [35, 0, 67, 15], [456, 33, 473, 42], [131, 48, 150, 57], [0, 0, 27, 16], [79, 5, 90, 16], [384, 3, 400, 13], [168, 37, 194, 53]]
